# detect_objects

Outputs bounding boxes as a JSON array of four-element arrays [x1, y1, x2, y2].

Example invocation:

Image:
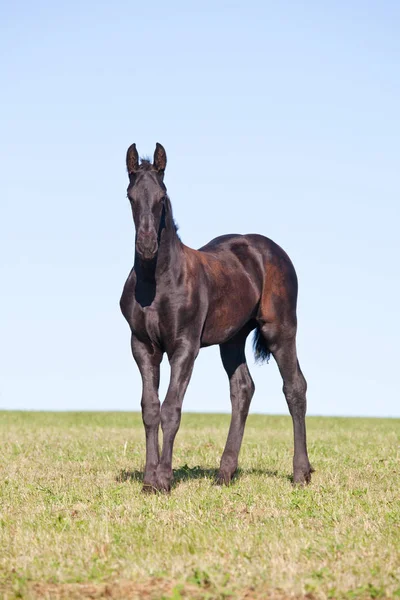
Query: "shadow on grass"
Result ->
[[117, 465, 292, 486]]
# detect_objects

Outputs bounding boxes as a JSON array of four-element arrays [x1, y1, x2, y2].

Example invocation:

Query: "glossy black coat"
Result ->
[[120, 143, 312, 492]]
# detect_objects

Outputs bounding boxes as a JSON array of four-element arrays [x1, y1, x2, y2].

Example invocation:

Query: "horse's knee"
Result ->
[[160, 401, 181, 433], [141, 397, 160, 428]]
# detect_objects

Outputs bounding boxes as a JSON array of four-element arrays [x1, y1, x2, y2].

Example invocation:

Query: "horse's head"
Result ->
[[126, 143, 167, 261]]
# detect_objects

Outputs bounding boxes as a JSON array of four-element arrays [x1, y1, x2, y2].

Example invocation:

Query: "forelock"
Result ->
[[138, 158, 154, 171]]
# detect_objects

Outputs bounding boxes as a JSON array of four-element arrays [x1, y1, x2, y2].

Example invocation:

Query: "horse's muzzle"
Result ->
[[136, 229, 158, 261]]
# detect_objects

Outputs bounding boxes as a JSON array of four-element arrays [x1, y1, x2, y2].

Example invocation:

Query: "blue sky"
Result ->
[[1, 1, 399, 416]]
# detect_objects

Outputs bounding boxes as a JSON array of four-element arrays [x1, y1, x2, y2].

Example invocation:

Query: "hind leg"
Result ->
[[217, 334, 255, 485], [263, 326, 312, 484]]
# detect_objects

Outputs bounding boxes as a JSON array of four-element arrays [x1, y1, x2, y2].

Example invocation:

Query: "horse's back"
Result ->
[[198, 233, 295, 272]]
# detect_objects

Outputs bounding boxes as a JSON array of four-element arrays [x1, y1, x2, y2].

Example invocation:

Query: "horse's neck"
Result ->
[[156, 226, 183, 277], [134, 227, 183, 284]]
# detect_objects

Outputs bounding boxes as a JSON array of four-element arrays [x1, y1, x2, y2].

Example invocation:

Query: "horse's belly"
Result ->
[[200, 298, 256, 346]]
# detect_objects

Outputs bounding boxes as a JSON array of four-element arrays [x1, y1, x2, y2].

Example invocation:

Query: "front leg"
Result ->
[[131, 336, 163, 492], [156, 343, 199, 492]]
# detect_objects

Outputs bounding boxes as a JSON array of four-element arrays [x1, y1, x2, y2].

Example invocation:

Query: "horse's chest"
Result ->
[[121, 276, 161, 344], [131, 304, 163, 345], [143, 306, 162, 344]]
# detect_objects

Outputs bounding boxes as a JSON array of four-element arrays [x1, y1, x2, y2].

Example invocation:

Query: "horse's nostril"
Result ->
[[136, 236, 158, 260], [138, 236, 156, 248]]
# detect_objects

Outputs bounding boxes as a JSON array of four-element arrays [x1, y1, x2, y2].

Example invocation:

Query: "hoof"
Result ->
[[215, 470, 233, 486], [142, 470, 158, 493], [293, 461, 314, 486], [142, 482, 158, 494], [155, 467, 173, 493]]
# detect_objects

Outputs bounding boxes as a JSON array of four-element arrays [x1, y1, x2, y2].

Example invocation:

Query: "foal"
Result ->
[[120, 143, 312, 492]]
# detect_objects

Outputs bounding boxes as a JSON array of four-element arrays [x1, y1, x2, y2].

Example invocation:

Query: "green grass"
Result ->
[[0, 411, 399, 599]]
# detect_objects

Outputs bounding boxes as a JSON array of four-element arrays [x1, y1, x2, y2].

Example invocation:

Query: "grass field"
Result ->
[[0, 411, 399, 599]]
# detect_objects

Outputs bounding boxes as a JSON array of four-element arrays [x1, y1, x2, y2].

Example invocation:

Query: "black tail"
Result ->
[[253, 326, 271, 364]]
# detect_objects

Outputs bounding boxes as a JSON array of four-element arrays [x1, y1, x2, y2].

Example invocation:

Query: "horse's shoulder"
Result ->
[[120, 267, 136, 320]]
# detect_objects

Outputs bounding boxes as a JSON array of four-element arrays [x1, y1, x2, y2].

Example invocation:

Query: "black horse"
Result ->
[[120, 143, 312, 492]]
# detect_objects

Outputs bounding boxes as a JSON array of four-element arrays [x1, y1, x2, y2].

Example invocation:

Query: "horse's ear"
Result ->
[[126, 143, 139, 176], [153, 143, 167, 173]]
